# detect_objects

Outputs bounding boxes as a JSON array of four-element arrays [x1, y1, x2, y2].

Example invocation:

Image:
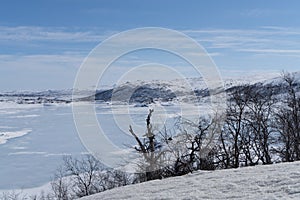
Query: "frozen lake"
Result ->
[[0, 101, 203, 190], [0, 103, 86, 189]]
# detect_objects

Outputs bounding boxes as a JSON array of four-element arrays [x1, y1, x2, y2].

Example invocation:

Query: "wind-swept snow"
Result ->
[[81, 162, 300, 200]]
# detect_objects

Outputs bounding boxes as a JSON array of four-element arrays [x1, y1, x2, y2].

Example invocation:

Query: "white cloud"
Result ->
[[0, 25, 299, 57], [0, 26, 112, 42], [238, 48, 300, 54], [0, 53, 84, 69], [8, 151, 47, 156], [184, 27, 300, 58]]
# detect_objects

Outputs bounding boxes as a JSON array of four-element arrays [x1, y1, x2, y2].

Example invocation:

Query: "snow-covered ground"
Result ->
[[81, 161, 300, 200]]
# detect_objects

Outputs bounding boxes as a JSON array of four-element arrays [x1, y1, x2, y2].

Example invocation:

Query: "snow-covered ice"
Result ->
[[0, 102, 86, 189], [0, 129, 31, 144]]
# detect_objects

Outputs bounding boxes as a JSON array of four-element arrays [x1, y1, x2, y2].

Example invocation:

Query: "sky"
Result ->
[[1, 0, 300, 91]]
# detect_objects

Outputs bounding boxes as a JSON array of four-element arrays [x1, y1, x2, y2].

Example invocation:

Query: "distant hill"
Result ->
[[90, 71, 300, 104]]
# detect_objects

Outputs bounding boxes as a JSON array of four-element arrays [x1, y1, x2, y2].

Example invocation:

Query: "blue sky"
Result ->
[[1, 0, 300, 91]]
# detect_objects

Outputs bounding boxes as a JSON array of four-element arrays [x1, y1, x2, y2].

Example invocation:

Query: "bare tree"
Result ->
[[275, 72, 300, 161], [243, 85, 276, 165], [175, 116, 217, 173], [51, 166, 70, 200], [218, 87, 248, 168], [108, 170, 132, 188], [62, 155, 104, 198], [129, 109, 165, 181]]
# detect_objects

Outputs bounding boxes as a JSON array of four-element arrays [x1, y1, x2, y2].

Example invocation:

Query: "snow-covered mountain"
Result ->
[[92, 71, 299, 104], [81, 161, 300, 200], [1, 71, 299, 105], [92, 77, 245, 103]]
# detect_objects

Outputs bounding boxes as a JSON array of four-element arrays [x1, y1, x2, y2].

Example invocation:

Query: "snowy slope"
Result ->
[[81, 162, 300, 200]]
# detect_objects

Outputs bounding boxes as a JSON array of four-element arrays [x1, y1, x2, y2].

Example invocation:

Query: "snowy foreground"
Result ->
[[81, 162, 300, 200]]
